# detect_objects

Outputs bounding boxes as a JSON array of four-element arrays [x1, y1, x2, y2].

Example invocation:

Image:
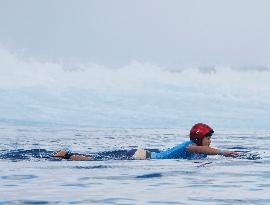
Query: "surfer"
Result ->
[[133, 123, 238, 160], [53, 123, 239, 161]]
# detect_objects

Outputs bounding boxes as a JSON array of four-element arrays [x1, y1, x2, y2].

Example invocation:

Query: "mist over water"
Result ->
[[0, 48, 269, 130]]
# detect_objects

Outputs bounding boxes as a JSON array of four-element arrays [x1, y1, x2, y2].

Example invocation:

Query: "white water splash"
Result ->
[[0, 48, 269, 129]]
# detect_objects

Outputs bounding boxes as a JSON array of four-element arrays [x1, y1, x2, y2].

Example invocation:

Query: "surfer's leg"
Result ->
[[53, 150, 92, 161], [69, 155, 92, 161]]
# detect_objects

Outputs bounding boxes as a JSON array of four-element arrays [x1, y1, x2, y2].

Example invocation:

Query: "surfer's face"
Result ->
[[202, 136, 211, 146]]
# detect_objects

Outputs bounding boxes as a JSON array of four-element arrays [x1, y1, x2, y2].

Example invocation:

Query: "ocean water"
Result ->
[[0, 47, 270, 204], [0, 126, 269, 205]]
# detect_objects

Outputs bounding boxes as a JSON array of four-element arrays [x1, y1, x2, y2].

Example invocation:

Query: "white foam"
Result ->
[[0, 47, 269, 129]]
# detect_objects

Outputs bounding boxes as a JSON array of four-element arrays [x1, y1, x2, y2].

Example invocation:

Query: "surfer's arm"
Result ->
[[187, 145, 238, 156], [53, 150, 91, 161]]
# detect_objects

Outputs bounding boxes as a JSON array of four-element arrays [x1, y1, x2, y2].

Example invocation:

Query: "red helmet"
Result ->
[[190, 123, 214, 145]]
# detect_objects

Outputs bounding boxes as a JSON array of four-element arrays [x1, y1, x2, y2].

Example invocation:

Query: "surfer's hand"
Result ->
[[223, 151, 239, 157]]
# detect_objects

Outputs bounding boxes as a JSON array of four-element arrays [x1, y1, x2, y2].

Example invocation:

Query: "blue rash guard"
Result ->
[[150, 141, 207, 160]]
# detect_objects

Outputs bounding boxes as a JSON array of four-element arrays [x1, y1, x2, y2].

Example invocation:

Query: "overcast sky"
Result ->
[[0, 0, 270, 67]]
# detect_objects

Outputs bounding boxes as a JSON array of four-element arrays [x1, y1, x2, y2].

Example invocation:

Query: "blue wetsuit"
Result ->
[[150, 141, 207, 160]]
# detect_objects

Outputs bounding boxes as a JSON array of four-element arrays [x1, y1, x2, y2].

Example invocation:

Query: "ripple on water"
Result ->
[[188, 197, 270, 205], [0, 200, 60, 204], [61, 183, 90, 188], [72, 165, 111, 169], [67, 198, 136, 204], [1, 175, 38, 180], [148, 201, 184, 204], [135, 172, 162, 179]]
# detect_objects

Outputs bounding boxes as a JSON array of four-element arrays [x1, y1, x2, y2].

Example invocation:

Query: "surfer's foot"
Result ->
[[53, 150, 68, 157], [53, 150, 92, 161]]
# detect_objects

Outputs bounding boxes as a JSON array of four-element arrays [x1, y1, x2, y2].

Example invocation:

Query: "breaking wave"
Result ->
[[0, 47, 270, 129]]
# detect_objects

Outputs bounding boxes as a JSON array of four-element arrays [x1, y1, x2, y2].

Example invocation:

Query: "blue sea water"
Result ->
[[0, 125, 269, 205]]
